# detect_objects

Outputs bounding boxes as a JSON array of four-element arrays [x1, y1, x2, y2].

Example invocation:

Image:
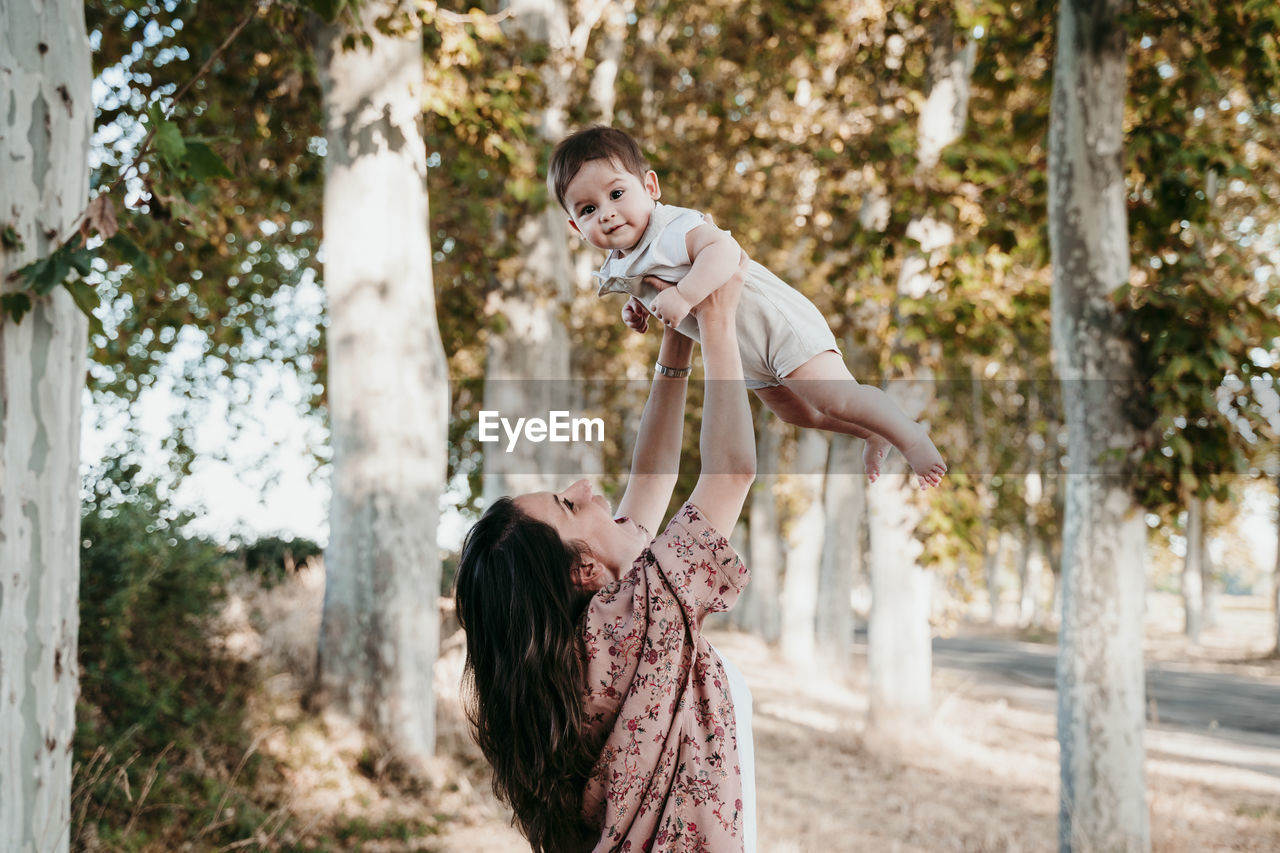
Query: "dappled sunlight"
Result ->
[[699, 625, 1280, 853], [211, 559, 524, 850]]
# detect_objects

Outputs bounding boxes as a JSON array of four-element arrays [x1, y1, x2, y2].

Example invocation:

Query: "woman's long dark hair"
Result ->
[[453, 497, 599, 852]]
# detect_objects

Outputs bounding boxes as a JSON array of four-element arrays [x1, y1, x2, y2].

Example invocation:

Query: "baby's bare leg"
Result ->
[[754, 385, 871, 436], [783, 352, 947, 488], [754, 386, 894, 481]]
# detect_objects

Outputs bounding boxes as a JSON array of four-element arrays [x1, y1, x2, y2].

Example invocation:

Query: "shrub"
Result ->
[[74, 455, 283, 848]]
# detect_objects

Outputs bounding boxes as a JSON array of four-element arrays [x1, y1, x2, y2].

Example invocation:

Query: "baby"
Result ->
[[548, 126, 946, 487]]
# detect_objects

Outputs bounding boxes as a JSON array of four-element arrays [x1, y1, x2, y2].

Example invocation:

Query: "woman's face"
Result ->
[[514, 479, 648, 590]]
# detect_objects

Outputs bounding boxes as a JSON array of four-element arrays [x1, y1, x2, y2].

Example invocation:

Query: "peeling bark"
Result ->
[[1049, 1, 1149, 849], [1273, 472, 1279, 656], [482, 0, 581, 501], [0, 2, 92, 850], [1182, 494, 1204, 644], [868, 12, 974, 734], [780, 430, 828, 664], [816, 434, 862, 670], [736, 414, 783, 643], [313, 2, 449, 771], [1018, 472, 1048, 629]]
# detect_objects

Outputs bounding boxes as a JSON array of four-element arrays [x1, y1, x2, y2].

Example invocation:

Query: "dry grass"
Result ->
[[218, 566, 1280, 852]]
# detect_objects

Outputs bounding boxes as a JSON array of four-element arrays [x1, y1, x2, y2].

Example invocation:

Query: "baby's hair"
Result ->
[[548, 126, 650, 212]]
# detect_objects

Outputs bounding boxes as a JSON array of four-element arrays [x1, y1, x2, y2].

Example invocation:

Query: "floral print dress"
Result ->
[[579, 502, 751, 852]]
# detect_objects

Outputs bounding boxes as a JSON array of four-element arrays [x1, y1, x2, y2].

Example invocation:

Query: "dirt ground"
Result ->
[[231, 569, 1280, 852], [424, 593, 1280, 852]]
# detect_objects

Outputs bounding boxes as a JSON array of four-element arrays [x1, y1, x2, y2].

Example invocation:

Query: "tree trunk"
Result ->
[[587, 0, 632, 124], [969, 366, 1002, 625], [1182, 494, 1204, 644], [1050, 1, 1149, 849], [816, 434, 863, 670], [482, 0, 586, 502], [1018, 472, 1046, 629], [984, 533, 1007, 625], [0, 2, 92, 850], [1200, 515, 1218, 630], [736, 413, 783, 643], [313, 3, 449, 771], [781, 430, 828, 664], [1274, 472, 1280, 656], [867, 10, 974, 735], [868, 477, 933, 728]]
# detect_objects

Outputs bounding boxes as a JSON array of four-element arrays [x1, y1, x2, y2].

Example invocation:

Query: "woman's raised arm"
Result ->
[[686, 252, 755, 536], [614, 323, 694, 536]]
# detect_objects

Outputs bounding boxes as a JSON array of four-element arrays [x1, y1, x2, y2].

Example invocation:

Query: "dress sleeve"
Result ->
[[649, 500, 749, 627]]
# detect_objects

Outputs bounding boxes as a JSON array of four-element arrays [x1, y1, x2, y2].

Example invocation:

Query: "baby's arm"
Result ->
[[648, 222, 741, 328]]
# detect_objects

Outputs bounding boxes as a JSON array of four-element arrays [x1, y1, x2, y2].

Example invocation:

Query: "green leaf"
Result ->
[[106, 232, 155, 275], [22, 251, 69, 295], [184, 141, 234, 181], [1, 224, 22, 251], [303, 0, 347, 23], [1, 292, 32, 324], [153, 120, 187, 173], [65, 280, 105, 338], [15, 237, 94, 296]]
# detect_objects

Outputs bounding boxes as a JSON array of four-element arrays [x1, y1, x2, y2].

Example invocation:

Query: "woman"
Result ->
[[454, 258, 757, 853]]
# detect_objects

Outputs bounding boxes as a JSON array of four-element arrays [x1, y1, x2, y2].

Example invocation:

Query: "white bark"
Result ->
[[314, 3, 449, 770], [1182, 495, 1204, 644], [587, 0, 631, 123], [983, 533, 1007, 625], [1019, 533, 1049, 629], [0, 2, 92, 851], [1200, 516, 1217, 630], [483, 0, 580, 502], [895, 16, 976, 300], [867, 12, 973, 733], [915, 16, 978, 172], [736, 414, 782, 642], [1050, 1, 1149, 849], [1018, 472, 1047, 629], [816, 434, 862, 669], [1274, 472, 1280, 655], [780, 430, 828, 664], [970, 369, 1002, 624], [868, 474, 932, 728]]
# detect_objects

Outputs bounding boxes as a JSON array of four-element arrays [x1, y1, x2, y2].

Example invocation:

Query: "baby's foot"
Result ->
[[863, 434, 891, 483], [900, 423, 947, 489]]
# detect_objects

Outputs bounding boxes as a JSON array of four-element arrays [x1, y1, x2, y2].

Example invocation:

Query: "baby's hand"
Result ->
[[621, 296, 649, 334], [650, 287, 693, 329]]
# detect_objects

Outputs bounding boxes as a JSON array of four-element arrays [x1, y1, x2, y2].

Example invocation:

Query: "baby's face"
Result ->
[[563, 158, 661, 253]]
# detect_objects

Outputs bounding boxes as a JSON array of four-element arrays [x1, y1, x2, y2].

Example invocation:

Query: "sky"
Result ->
[[79, 353, 1279, 586]]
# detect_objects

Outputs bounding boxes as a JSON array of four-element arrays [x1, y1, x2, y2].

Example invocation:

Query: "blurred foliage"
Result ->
[[230, 533, 323, 587], [76, 0, 325, 476], [75, 453, 286, 848], [69, 0, 1280, 583]]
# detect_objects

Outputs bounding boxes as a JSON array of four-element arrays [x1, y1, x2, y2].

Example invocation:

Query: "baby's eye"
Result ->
[[610, 189, 624, 200], [579, 205, 595, 217]]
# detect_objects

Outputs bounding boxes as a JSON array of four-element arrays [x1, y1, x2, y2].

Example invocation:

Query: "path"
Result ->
[[930, 633, 1280, 737]]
